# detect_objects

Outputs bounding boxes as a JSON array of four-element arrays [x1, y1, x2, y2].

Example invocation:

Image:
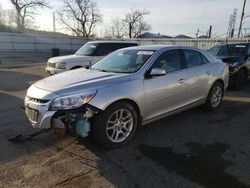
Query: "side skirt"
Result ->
[[141, 99, 206, 126]]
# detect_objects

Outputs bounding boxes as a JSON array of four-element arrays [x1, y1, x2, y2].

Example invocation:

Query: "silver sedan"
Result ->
[[25, 45, 229, 148]]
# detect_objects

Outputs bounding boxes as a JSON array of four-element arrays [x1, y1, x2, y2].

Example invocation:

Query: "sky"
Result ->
[[1, 0, 250, 37]]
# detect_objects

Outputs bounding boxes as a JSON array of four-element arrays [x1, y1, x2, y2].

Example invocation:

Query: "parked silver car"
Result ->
[[25, 45, 229, 148], [45, 41, 138, 75]]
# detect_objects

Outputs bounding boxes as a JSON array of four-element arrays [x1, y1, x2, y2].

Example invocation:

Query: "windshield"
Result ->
[[208, 44, 247, 57], [91, 49, 155, 73], [75, 43, 99, 56]]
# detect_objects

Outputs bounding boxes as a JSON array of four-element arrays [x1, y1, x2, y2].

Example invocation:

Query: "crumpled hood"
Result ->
[[48, 54, 92, 63], [218, 56, 243, 63], [34, 68, 130, 96]]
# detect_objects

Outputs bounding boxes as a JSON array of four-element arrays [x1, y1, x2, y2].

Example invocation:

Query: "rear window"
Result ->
[[183, 50, 205, 68], [208, 44, 247, 57]]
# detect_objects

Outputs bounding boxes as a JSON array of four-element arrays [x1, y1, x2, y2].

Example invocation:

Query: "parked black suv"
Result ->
[[208, 42, 250, 89]]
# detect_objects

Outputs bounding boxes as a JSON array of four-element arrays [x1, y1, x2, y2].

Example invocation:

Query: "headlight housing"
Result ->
[[56, 62, 67, 69], [50, 91, 97, 111]]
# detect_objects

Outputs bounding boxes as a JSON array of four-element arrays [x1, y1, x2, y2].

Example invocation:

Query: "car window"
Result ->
[[208, 44, 247, 57], [183, 50, 204, 68], [247, 45, 250, 57], [95, 43, 138, 56], [113, 43, 138, 50], [75, 43, 99, 56], [92, 49, 155, 73], [151, 50, 182, 73], [201, 54, 209, 63], [95, 44, 114, 56]]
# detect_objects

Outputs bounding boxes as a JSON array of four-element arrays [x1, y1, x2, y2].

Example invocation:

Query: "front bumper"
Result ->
[[45, 66, 66, 75], [25, 98, 57, 129]]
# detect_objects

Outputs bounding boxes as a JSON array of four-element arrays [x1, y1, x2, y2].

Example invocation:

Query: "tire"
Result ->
[[91, 101, 138, 149], [232, 69, 247, 90], [204, 82, 223, 110]]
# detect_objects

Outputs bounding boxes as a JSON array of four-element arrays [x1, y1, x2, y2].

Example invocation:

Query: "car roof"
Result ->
[[216, 42, 250, 47], [122, 45, 203, 51], [87, 41, 138, 44]]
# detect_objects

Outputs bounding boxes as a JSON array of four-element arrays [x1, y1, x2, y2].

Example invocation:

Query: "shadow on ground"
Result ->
[[138, 142, 248, 188], [0, 70, 42, 92], [75, 98, 250, 188]]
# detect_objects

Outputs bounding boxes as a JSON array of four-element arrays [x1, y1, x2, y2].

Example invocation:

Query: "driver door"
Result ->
[[143, 50, 188, 121]]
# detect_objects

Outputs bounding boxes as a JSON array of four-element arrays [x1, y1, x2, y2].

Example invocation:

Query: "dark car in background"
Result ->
[[208, 42, 250, 89]]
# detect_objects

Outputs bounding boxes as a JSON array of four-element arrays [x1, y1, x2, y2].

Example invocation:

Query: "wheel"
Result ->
[[232, 69, 247, 90], [92, 102, 138, 149], [204, 82, 223, 110]]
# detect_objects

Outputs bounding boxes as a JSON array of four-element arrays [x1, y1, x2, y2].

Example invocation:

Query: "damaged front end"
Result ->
[[25, 89, 100, 138], [52, 105, 99, 137]]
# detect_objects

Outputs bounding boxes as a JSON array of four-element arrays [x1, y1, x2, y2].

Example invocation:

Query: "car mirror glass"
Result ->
[[149, 68, 166, 76]]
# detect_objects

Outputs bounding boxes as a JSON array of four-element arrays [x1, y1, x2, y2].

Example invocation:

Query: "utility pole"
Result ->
[[208, 25, 212, 38], [195, 29, 200, 38], [227, 9, 237, 38], [238, 0, 247, 38], [53, 12, 56, 33]]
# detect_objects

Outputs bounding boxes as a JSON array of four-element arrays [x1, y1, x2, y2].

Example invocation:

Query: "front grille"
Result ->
[[26, 107, 39, 123], [48, 62, 56, 68]]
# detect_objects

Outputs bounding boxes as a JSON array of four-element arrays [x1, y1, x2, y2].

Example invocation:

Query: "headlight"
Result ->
[[56, 63, 67, 69], [50, 91, 97, 111]]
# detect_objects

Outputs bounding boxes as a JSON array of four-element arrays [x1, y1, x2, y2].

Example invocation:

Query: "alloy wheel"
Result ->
[[210, 86, 222, 108], [106, 109, 134, 143]]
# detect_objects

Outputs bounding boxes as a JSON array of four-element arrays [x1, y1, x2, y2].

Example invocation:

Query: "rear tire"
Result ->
[[204, 82, 223, 110], [91, 101, 138, 149]]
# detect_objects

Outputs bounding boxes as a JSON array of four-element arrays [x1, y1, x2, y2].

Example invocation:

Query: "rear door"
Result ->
[[143, 49, 188, 120], [182, 49, 212, 103]]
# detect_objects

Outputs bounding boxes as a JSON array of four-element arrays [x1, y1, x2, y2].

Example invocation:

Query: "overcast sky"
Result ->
[[1, 0, 250, 37]]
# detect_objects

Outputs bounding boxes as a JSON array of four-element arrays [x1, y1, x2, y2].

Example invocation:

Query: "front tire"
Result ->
[[204, 82, 223, 110], [92, 102, 138, 149]]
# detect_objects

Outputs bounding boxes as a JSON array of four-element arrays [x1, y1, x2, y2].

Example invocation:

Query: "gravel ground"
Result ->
[[0, 64, 250, 188]]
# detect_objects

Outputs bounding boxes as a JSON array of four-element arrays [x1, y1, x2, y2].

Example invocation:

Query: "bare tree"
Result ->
[[9, 0, 49, 32], [0, 3, 4, 25], [0, 9, 17, 28], [58, 0, 102, 37], [123, 8, 151, 38], [111, 18, 126, 38]]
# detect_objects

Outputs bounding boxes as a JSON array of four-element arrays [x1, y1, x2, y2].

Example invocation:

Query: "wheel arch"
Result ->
[[104, 99, 142, 125], [212, 79, 225, 96]]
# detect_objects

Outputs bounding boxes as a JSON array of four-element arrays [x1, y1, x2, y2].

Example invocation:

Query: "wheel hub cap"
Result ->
[[106, 109, 134, 143]]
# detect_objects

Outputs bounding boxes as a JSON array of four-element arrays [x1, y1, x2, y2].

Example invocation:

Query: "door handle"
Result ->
[[178, 79, 185, 84]]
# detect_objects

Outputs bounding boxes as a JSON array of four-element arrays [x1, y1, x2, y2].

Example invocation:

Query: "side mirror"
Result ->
[[149, 68, 166, 77]]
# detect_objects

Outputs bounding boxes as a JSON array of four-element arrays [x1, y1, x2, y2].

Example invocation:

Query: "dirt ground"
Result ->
[[0, 64, 250, 188]]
